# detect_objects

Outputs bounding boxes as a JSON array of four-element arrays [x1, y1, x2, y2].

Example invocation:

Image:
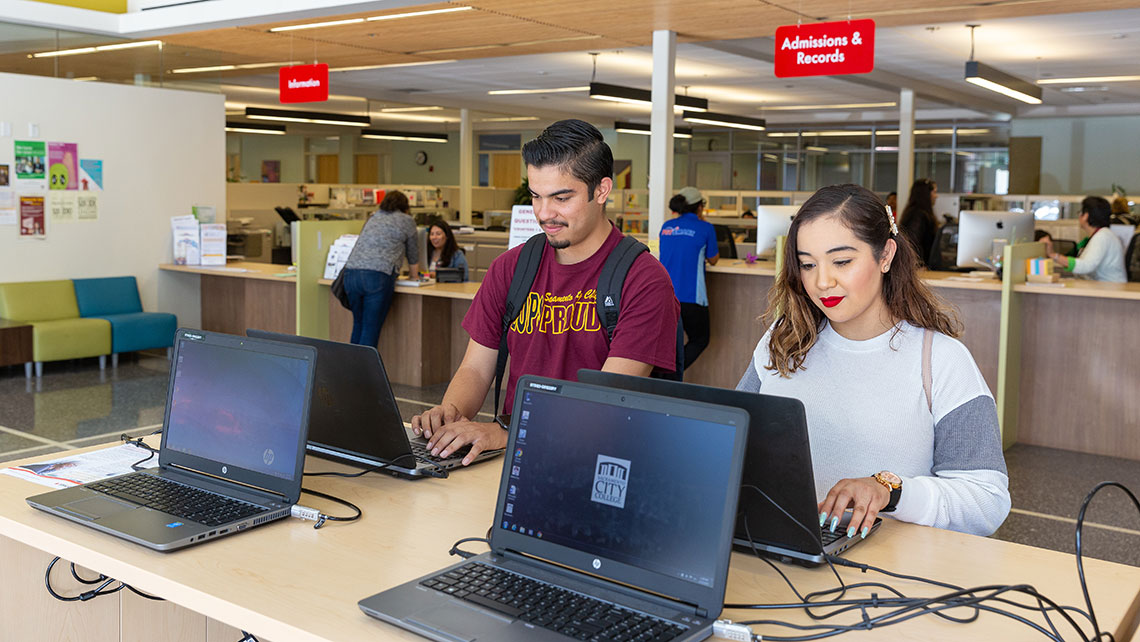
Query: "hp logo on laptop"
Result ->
[[221, 466, 228, 474], [592, 559, 601, 570]]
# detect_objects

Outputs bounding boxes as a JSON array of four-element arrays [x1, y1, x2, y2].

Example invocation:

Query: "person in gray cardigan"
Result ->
[[341, 190, 418, 347]]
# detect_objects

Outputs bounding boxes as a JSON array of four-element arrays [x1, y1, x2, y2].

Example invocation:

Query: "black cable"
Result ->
[[238, 631, 259, 642], [45, 557, 164, 603], [70, 562, 107, 585], [299, 487, 361, 529], [1075, 481, 1140, 642], [120, 432, 160, 470], [302, 453, 429, 478], [449, 537, 490, 559]]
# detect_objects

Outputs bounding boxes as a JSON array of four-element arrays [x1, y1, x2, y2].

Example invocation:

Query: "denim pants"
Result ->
[[342, 268, 395, 347]]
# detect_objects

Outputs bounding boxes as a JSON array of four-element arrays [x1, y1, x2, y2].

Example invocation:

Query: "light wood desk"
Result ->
[[159, 262, 298, 337], [3, 440, 1139, 642]]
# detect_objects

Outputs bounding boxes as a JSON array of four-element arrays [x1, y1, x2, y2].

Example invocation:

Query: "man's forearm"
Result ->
[[440, 364, 495, 420]]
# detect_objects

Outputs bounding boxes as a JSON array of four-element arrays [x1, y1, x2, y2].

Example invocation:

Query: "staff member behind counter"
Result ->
[[1052, 196, 1127, 283]]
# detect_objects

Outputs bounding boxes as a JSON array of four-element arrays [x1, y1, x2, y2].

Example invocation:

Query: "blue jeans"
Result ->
[[342, 268, 395, 347]]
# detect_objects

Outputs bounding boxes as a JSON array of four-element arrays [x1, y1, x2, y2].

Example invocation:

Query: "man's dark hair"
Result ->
[[668, 194, 687, 214], [1081, 196, 1112, 228], [522, 119, 613, 198]]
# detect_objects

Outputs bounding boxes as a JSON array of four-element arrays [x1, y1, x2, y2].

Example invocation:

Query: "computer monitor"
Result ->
[[955, 210, 1035, 268], [753, 205, 798, 255], [274, 206, 300, 224]]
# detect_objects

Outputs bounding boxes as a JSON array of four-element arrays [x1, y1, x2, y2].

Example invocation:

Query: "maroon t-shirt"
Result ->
[[464, 225, 680, 413]]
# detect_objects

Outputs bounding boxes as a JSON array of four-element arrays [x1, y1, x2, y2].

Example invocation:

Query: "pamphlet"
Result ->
[[323, 235, 359, 279], [2, 443, 159, 490], [171, 215, 200, 265], [192, 205, 217, 224], [200, 223, 227, 266], [508, 204, 541, 249]]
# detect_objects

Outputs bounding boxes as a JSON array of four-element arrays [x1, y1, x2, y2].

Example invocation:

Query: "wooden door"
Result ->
[[491, 154, 521, 188], [316, 155, 339, 183], [354, 154, 379, 184]]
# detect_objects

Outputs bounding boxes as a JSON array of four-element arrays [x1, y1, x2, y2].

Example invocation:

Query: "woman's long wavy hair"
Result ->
[[764, 184, 961, 377]]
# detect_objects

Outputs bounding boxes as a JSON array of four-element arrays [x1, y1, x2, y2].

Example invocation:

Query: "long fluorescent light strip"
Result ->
[[367, 6, 472, 21], [682, 111, 766, 131], [171, 61, 300, 74], [270, 17, 365, 32], [380, 106, 444, 112], [361, 129, 448, 143], [765, 128, 990, 138], [272, 7, 472, 32], [31, 39, 161, 58], [965, 61, 1042, 105], [226, 121, 286, 135], [488, 86, 589, 95], [330, 60, 457, 72], [246, 107, 370, 127], [589, 83, 708, 113], [762, 102, 897, 111], [1037, 75, 1140, 85], [614, 122, 693, 139]]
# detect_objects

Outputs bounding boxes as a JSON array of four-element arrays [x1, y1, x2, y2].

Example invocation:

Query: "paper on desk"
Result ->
[[2, 443, 158, 489], [945, 276, 985, 282]]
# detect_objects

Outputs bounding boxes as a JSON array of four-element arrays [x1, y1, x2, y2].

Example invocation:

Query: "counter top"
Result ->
[[1014, 279, 1140, 301], [921, 270, 1004, 292], [316, 278, 482, 300], [159, 261, 297, 283], [706, 259, 778, 276]]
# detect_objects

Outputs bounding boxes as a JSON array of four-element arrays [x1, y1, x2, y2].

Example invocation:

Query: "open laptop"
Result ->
[[577, 370, 879, 565], [359, 375, 750, 642], [246, 330, 502, 478], [27, 329, 316, 552]]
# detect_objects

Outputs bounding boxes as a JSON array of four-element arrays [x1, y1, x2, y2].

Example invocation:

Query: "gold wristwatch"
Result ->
[[872, 471, 902, 513]]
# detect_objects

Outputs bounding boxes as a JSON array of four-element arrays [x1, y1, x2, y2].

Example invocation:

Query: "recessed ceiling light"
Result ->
[[762, 102, 897, 111], [380, 106, 444, 112], [479, 116, 541, 122], [488, 86, 590, 95], [1058, 86, 1109, 93], [30, 39, 161, 58], [1037, 75, 1140, 84], [329, 60, 457, 72], [170, 61, 300, 74], [366, 7, 473, 22], [269, 17, 365, 32]]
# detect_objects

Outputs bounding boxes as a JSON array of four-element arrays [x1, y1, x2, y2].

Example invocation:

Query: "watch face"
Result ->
[[879, 471, 902, 486]]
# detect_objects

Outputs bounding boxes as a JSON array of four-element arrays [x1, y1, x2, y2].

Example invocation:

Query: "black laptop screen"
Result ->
[[164, 338, 309, 480], [500, 388, 737, 588]]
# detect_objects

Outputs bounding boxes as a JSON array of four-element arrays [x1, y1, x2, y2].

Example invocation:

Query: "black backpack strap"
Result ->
[[493, 233, 546, 415], [594, 235, 649, 342]]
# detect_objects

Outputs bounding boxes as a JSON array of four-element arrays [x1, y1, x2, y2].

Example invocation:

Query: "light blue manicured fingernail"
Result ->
[[846, 527, 856, 539], [819, 511, 827, 526], [860, 526, 869, 539], [829, 516, 839, 533]]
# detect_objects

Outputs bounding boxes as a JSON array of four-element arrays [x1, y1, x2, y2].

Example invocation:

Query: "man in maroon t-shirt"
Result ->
[[411, 119, 679, 465]]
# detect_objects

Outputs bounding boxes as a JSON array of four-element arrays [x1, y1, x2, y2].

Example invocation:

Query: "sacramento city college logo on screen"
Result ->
[[592, 455, 631, 509]]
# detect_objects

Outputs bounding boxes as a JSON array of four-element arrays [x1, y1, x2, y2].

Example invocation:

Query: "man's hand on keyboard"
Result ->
[[425, 420, 506, 466]]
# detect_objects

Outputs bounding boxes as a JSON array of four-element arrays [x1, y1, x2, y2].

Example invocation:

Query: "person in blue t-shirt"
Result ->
[[659, 186, 719, 369]]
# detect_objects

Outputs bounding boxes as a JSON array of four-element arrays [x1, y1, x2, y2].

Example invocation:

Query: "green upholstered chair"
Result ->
[[0, 280, 111, 377]]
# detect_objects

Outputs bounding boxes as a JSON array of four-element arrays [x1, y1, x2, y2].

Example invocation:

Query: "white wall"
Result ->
[[0, 73, 225, 329], [1011, 115, 1140, 195]]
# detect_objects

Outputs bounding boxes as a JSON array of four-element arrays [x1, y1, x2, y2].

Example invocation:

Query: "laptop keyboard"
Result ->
[[410, 441, 471, 463], [820, 529, 844, 546], [88, 473, 267, 527], [421, 562, 688, 642]]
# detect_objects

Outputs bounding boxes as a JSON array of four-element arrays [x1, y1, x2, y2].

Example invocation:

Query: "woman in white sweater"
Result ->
[[736, 184, 1010, 538], [1052, 196, 1127, 283]]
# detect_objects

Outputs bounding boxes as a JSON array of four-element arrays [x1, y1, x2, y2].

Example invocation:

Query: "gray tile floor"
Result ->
[[2, 355, 1138, 573]]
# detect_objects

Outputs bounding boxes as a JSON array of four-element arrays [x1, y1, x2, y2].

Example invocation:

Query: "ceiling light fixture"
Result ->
[[170, 61, 300, 74], [1037, 75, 1140, 85], [614, 121, 694, 139], [370, 113, 454, 123], [269, 17, 365, 32], [360, 129, 448, 143], [488, 86, 590, 95], [379, 106, 444, 112], [329, 59, 457, 72], [765, 128, 990, 138], [479, 116, 541, 122], [589, 83, 708, 112], [366, 6, 473, 22], [226, 121, 286, 135], [30, 39, 161, 58], [682, 111, 765, 131], [962, 25, 1041, 105], [245, 106, 370, 127], [762, 102, 897, 111], [805, 146, 829, 152]]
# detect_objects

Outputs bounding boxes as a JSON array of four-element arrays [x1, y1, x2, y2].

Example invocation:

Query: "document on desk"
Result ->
[[2, 443, 158, 490]]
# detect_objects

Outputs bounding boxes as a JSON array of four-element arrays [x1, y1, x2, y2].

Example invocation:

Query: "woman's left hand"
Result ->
[[818, 477, 890, 541]]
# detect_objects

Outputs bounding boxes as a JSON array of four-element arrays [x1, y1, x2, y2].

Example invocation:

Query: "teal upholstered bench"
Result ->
[[72, 276, 177, 367]]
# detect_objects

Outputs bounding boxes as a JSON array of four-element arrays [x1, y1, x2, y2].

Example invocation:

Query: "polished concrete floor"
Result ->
[[2, 355, 1139, 574]]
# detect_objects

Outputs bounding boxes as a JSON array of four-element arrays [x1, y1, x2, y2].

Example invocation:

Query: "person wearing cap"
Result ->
[[660, 186, 719, 369]]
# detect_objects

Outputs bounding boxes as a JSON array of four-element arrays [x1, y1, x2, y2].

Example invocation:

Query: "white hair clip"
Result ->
[[885, 205, 899, 236]]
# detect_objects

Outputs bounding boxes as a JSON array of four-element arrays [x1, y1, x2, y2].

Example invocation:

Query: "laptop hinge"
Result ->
[[498, 548, 705, 617], [167, 463, 290, 503]]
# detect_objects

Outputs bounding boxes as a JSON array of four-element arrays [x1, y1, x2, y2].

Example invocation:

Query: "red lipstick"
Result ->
[[821, 296, 844, 308]]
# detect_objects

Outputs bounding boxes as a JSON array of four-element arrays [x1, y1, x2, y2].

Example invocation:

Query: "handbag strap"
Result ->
[[922, 328, 933, 415]]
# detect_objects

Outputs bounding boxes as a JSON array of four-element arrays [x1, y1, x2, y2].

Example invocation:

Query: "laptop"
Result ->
[[246, 329, 502, 478], [577, 370, 879, 565], [359, 375, 750, 642], [27, 329, 316, 552]]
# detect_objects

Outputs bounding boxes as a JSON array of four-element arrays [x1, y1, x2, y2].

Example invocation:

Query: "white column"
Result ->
[[648, 29, 676, 256], [896, 88, 915, 209], [459, 108, 473, 225]]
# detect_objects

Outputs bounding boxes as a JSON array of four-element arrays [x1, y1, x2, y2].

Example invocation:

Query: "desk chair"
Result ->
[[714, 224, 737, 259], [928, 223, 957, 270], [1126, 234, 1140, 282]]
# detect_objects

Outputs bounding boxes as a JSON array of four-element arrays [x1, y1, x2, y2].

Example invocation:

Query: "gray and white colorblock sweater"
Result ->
[[736, 322, 1011, 536]]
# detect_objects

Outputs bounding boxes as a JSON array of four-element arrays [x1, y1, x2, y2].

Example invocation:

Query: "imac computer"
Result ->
[[753, 205, 798, 256], [955, 210, 1035, 268]]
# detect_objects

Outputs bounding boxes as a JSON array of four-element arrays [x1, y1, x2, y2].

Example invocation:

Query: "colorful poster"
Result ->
[[0, 164, 9, 186], [50, 191, 77, 223], [199, 223, 227, 266], [14, 141, 46, 190], [261, 160, 280, 183], [0, 192, 15, 225], [78, 158, 103, 191], [48, 143, 78, 190], [20, 196, 45, 238], [76, 192, 98, 221]]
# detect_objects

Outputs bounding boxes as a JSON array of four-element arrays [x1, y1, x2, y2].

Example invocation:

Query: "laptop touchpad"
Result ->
[[406, 603, 512, 641], [62, 496, 136, 521]]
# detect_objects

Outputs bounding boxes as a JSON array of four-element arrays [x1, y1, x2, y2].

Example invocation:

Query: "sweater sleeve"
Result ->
[[735, 357, 762, 392], [452, 250, 469, 281], [1070, 229, 1109, 276], [889, 336, 1010, 536]]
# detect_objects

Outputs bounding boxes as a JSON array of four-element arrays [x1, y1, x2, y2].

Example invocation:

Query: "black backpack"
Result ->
[[492, 233, 684, 414]]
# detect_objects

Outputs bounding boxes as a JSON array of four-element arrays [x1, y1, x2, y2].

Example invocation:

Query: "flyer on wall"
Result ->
[[0, 164, 9, 186], [76, 192, 99, 221], [0, 192, 16, 226], [49, 191, 77, 223], [14, 141, 46, 190], [79, 159, 103, 191], [48, 142, 79, 190], [20, 195, 46, 238]]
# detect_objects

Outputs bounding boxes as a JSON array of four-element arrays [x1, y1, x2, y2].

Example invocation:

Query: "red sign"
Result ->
[[279, 63, 329, 103], [773, 19, 875, 78]]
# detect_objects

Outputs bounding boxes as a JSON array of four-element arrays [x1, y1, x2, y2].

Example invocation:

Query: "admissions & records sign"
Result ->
[[773, 19, 875, 78]]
